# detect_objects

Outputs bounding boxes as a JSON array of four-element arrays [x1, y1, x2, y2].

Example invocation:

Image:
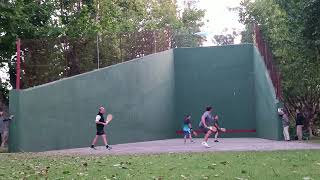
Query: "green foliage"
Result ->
[[238, 0, 320, 133], [0, 0, 206, 101], [240, 23, 253, 43], [213, 29, 239, 46]]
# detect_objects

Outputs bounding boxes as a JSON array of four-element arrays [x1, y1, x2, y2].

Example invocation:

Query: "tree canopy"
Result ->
[[0, 0, 206, 107], [238, 0, 320, 135]]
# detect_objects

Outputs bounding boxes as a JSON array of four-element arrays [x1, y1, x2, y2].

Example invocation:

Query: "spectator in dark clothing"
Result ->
[[0, 111, 3, 146], [296, 109, 304, 141], [0, 109, 13, 148]]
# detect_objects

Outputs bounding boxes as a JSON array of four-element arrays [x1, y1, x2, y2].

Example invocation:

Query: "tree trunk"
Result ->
[[309, 126, 314, 138]]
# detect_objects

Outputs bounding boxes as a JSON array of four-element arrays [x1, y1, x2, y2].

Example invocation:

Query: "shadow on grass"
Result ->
[[307, 136, 320, 144]]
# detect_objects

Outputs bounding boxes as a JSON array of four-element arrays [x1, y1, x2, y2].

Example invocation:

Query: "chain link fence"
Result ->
[[253, 24, 282, 100], [18, 29, 196, 89]]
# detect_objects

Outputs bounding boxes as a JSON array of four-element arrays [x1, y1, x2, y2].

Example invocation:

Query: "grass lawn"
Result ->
[[0, 150, 320, 180]]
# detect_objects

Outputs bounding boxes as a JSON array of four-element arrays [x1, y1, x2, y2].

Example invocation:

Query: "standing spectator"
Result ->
[[296, 109, 304, 141], [0, 109, 3, 146], [0, 109, 13, 148], [278, 108, 290, 141]]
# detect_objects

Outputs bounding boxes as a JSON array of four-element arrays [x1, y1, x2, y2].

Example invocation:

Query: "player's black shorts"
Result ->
[[96, 130, 105, 135], [199, 126, 209, 133]]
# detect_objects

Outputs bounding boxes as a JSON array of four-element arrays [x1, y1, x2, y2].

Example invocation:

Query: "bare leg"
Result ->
[[184, 135, 187, 144], [102, 134, 108, 145], [91, 135, 99, 146], [204, 130, 213, 142], [1, 131, 8, 147], [1, 137, 3, 147], [297, 125, 303, 141], [189, 134, 194, 143], [214, 131, 219, 142]]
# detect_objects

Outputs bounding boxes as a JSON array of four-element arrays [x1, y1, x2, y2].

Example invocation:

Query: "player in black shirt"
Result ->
[[90, 107, 112, 150]]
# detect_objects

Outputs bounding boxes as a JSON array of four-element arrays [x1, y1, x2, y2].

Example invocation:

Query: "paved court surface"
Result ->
[[42, 138, 320, 156]]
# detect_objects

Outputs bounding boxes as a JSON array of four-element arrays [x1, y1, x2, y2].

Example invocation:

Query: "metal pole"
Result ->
[[120, 35, 123, 62], [154, 31, 156, 53], [96, 35, 100, 69], [16, 38, 21, 90], [96, 0, 100, 69]]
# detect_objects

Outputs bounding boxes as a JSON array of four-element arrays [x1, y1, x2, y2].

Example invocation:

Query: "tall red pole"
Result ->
[[16, 38, 21, 90]]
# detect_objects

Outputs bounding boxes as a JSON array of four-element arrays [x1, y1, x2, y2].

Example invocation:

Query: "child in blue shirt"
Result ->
[[182, 115, 195, 144]]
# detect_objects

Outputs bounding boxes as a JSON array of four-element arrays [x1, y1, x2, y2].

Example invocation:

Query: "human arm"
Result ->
[[95, 115, 107, 126], [201, 114, 208, 128]]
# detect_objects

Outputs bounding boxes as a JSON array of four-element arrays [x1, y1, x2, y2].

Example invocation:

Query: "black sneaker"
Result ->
[[106, 145, 112, 150], [214, 140, 219, 143], [90, 145, 97, 150]]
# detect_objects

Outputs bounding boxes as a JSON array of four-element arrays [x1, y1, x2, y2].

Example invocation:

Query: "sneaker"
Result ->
[[201, 142, 211, 148], [90, 145, 97, 150], [214, 140, 219, 143], [106, 145, 112, 150], [190, 140, 195, 143]]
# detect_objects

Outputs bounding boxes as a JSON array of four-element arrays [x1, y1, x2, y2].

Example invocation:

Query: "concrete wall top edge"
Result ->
[[173, 43, 253, 50], [19, 49, 174, 92], [18, 44, 253, 92]]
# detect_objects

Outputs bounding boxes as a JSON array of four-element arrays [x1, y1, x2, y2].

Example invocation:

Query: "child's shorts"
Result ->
[[183, 130, 191, 136]]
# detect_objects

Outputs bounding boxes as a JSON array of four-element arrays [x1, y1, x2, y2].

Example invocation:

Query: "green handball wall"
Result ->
[[9, 50, 176, 152], [9, 44, 282, 152]]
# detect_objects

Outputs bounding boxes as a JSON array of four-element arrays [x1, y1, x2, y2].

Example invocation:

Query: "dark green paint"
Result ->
[[9, 44, 281, 152], [253, 47, 282, 140], [174, 45, 256, 138], [9, 50, 176, 152]]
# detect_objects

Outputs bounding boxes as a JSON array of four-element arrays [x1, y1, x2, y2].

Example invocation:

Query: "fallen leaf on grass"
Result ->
[[62, 170, 70, 175], [235, 177, 248, 180], [220, 161, 228, 165], [202, 175, 209, 179], [181, 174, 187, 179], [111, 174, 118, 179], [303, 177, 312, 180], [316, 163, 320, 166]]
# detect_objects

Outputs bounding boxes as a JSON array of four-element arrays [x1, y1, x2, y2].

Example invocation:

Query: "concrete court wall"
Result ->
[[9, 44, 282, 152], [253, 47, 282, 140], [174, 45, 256, 138], [9, 50, 176, 152]]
